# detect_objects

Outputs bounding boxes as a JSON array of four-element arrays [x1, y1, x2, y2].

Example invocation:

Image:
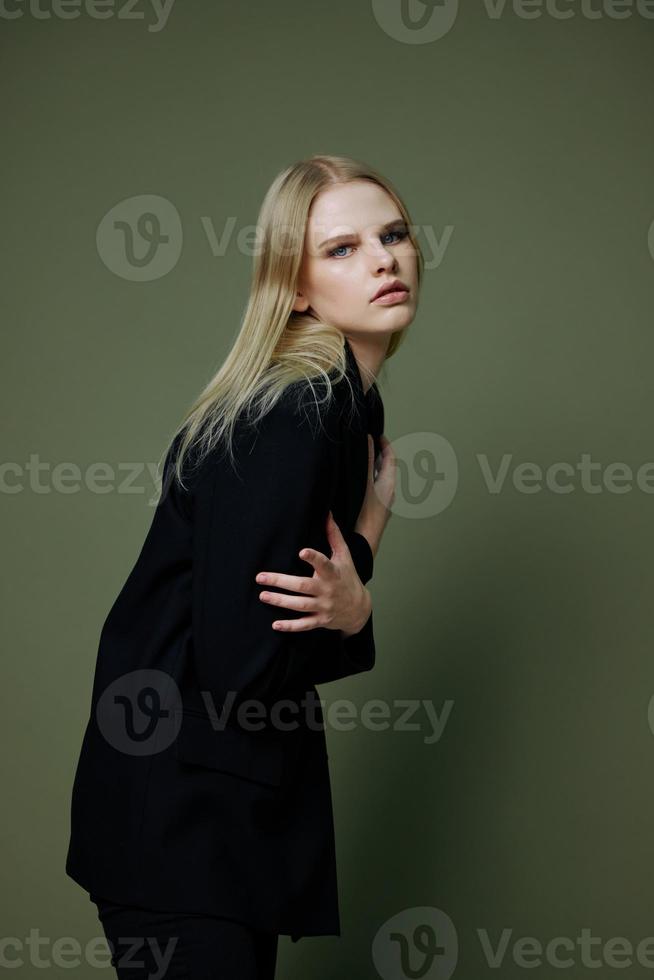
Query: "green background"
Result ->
[[3, 1, 654, 976]]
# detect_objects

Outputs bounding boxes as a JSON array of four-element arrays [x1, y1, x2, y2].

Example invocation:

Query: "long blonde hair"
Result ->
[[159, 154, 424, 495]]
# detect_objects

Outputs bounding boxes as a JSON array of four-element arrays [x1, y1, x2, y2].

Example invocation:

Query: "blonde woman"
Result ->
[[65, 154, 423, 979]]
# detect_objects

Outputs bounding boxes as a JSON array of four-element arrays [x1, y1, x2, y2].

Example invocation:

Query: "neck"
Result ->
[[346, 334, 390, 395]]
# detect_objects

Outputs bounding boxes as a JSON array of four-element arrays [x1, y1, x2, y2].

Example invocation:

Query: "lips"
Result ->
[[371, 279, 409, 302]]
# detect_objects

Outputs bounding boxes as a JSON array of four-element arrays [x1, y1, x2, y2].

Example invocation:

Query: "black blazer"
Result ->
[[65, 336, 384, 942]]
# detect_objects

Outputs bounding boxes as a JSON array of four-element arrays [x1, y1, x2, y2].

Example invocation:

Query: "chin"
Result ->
[[382, 305, 415, 326]]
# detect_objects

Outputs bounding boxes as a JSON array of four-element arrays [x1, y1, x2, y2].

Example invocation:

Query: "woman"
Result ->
[[65, 154, 423, 978]]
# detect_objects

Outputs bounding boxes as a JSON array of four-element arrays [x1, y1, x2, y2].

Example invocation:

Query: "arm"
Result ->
[[353, 429, 395, 563], [189, 392, 376, 711]]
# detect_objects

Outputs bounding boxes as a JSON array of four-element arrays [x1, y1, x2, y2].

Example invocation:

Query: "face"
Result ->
[[293, 179, 419, 341]]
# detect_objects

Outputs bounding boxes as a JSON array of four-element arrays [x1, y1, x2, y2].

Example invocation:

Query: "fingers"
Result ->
[[259, 589, 322, 614], [256, 571, 317, 594], [255, 550, 333, 595], [255, 574, 330, 630], [270, 614, 326, 632], [256, 547, 339, 627], [299, 546, 335, 575], [256, 548, 334, 595], [325, 510, 347, 550]]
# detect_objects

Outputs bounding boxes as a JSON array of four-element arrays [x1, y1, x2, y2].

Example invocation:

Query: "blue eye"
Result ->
[[327, 228, 409, 258], [328, 244, 353, 258], [381, 229, 409, 245]]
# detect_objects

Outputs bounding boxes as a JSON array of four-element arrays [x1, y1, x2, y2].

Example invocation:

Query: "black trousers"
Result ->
[[91, 895, 278, 980]]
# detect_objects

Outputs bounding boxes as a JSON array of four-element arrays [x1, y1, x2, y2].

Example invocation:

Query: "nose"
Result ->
[[367, 238, 398, 274]]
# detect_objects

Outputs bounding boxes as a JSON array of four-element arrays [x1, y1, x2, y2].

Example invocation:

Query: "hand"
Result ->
[[355, 433, 396, 558], [255, 511, 372, 636]]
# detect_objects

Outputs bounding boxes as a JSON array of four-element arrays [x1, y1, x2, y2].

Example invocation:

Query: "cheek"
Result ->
[[315, 266, 362, 306], [398, 244, 419, 277]]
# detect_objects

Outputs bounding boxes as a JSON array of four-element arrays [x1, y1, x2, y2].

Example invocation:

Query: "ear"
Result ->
[[292, 290, 310, 313]]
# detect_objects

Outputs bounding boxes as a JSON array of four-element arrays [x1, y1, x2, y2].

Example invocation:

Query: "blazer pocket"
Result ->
[[172, 709, 284, 788]]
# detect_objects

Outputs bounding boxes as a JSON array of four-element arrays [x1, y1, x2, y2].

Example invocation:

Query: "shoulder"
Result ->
[[191, 377, 348, 493]]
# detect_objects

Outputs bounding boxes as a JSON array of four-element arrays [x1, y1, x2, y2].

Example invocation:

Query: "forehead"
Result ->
[[305, 179, 402, 242]]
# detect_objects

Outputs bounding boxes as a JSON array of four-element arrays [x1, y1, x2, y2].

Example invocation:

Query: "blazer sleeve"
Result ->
[[188, 392, 376, 710], [342, 529, 374, 585]]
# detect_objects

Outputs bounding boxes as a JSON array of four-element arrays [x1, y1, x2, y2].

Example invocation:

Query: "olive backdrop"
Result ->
[[3, 1, 654, 977]]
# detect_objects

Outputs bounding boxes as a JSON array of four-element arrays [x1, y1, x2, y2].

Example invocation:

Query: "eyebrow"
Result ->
[[318, 218, 408, 250]]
